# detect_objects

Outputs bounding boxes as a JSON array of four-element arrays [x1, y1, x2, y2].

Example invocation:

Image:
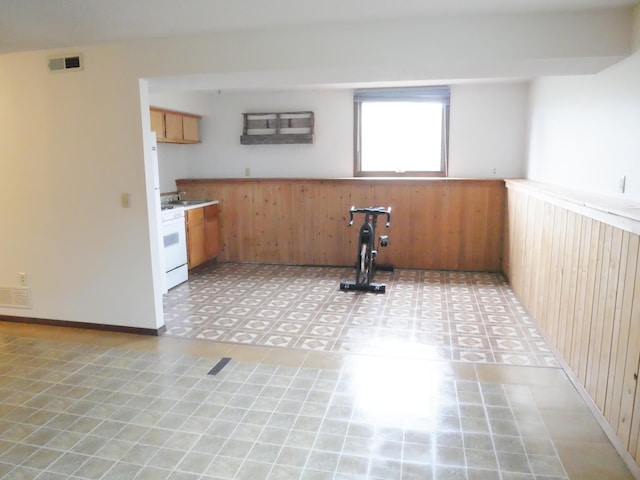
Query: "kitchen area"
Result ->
[[160, 198, 220, 291], [151, 104, 221, 292]]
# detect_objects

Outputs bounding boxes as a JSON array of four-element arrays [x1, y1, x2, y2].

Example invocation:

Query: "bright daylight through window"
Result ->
[[354, 87, 450, 177]]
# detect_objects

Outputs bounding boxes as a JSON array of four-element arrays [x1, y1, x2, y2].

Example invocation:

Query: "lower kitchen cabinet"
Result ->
[[186, 204, 220, 269], [186, 208, 206, 269], [204, 204, 220, 259]]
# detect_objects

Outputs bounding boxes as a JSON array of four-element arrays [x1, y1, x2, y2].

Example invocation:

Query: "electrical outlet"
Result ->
[[19, 272, 26, 286], [619, 175, 626, 194], [245, 167, 250, 177]]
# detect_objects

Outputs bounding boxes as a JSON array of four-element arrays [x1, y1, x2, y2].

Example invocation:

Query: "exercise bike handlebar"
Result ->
[[347, 206, 391, 228]]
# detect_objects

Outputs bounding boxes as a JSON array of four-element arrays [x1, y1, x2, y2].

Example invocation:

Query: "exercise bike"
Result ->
[[339, 206, 392, 293]]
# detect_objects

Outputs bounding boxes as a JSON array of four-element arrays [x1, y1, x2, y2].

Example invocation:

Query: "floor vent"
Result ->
[[208, 357, 231, 376], [0, 286, 32, 309], [48, 54, 83, 72]]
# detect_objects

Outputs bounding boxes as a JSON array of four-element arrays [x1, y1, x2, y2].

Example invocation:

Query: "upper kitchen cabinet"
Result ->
[[150, 107, 201, 144]]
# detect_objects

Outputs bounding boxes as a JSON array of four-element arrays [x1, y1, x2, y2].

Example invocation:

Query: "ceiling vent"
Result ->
[[48, 54, 83, 72], [0, 286, 32, 309]]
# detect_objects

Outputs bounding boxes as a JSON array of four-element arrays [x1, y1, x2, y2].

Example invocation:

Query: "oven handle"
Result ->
[[162, 218, 186, 227]]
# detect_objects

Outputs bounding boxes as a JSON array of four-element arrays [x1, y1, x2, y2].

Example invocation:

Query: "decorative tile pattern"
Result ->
[[164, 263, 558, 367]]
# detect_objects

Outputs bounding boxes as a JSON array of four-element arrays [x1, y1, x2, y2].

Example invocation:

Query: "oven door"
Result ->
[[163, 217, 187, 272]]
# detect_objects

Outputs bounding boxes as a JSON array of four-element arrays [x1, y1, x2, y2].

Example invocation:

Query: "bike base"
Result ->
[[339, 281, 386, 293]]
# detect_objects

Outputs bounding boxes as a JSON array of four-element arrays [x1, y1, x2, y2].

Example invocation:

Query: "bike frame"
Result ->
[[340, 206, 391, 293]]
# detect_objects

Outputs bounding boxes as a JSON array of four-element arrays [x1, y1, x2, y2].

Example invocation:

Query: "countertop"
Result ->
[[182, 200, 218, 211], [161, 200, 219, 212]]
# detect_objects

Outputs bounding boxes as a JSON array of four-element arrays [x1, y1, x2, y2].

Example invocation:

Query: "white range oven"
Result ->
[[162, 207, 188, 291]]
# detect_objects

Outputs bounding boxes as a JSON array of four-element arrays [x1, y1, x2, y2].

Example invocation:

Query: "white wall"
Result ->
[[528, 54, 640, 201], [449, 83, 528, 178], [0, 49, 162, 329], [149, 84, 528, 182], [156, 144, 189, 193], [188, 90, 353, 179]]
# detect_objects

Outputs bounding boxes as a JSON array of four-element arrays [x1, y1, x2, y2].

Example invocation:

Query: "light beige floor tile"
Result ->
[[529, 384, 591, 413], [302, 351, 345, 370], [226, 344, 271, 363], [540, 410, 610, 443], [262, 348, 309, 367], [555, 440, 635, 480], [475, 363, 570, 387]]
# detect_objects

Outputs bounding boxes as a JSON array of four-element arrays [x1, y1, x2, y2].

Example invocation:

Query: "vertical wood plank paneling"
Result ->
[[486, 184, 505, 272], [578, 220, 601, 385], [585, 225, 609, 401], [527, 198, 544, 319], [605, 232, 635, 432], [569, 217, 593, 376], [518, 193, 533, 307], [622, 239, 640, 454], [505, 188, 521, 295], [594, 227, 623, 410], [293, 182, 314, 264], [177, 179, 505, 271], [502, 189, 512, 279], [564, 213, 583, 359], [505, 183, 640, 470], [509, 190, 526, 308], [324, 182, 345, 266], [446, 183, 464, 270], [537, 203, 555, 334], [556, 211, 576, 360], [384, 184, 413, 269], [548, 208, 567, 345]]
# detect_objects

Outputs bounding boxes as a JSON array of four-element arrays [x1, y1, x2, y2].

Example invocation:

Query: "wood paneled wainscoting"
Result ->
[[504, 179, 640, 475], [175, 178, 506, 271]]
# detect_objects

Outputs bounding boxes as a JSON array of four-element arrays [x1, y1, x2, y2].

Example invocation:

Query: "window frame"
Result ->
[[353, 87, 450, 178]]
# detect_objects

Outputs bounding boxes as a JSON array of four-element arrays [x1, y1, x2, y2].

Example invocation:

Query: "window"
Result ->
[[354, 87, 450, 177]]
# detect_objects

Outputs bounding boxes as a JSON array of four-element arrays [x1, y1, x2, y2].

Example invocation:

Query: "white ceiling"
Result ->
[[1, 0, 638, 54]]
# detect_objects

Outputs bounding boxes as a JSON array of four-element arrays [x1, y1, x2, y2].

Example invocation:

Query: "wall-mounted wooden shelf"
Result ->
[[241, 111, 314, 145]]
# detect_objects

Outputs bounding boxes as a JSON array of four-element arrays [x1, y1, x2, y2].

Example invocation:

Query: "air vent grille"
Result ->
[[48, 54, 83, 72], [0, 286, 32, 309]]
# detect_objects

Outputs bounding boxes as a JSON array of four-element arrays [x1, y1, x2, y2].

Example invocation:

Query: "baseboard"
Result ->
[[0, 315, 166, 337]]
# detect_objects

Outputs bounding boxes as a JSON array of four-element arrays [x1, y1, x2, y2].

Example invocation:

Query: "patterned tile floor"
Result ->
[[163, 263, 558, 367]]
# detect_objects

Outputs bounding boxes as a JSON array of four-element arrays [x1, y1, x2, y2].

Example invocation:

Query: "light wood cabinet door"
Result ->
[[150, 109, 165, 142], [164, 112, 184, 143], [186, 208, 206, 269], [205, 204, 220, 259], [149, 108, 201, 144], [183, 115, 200, 143]]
